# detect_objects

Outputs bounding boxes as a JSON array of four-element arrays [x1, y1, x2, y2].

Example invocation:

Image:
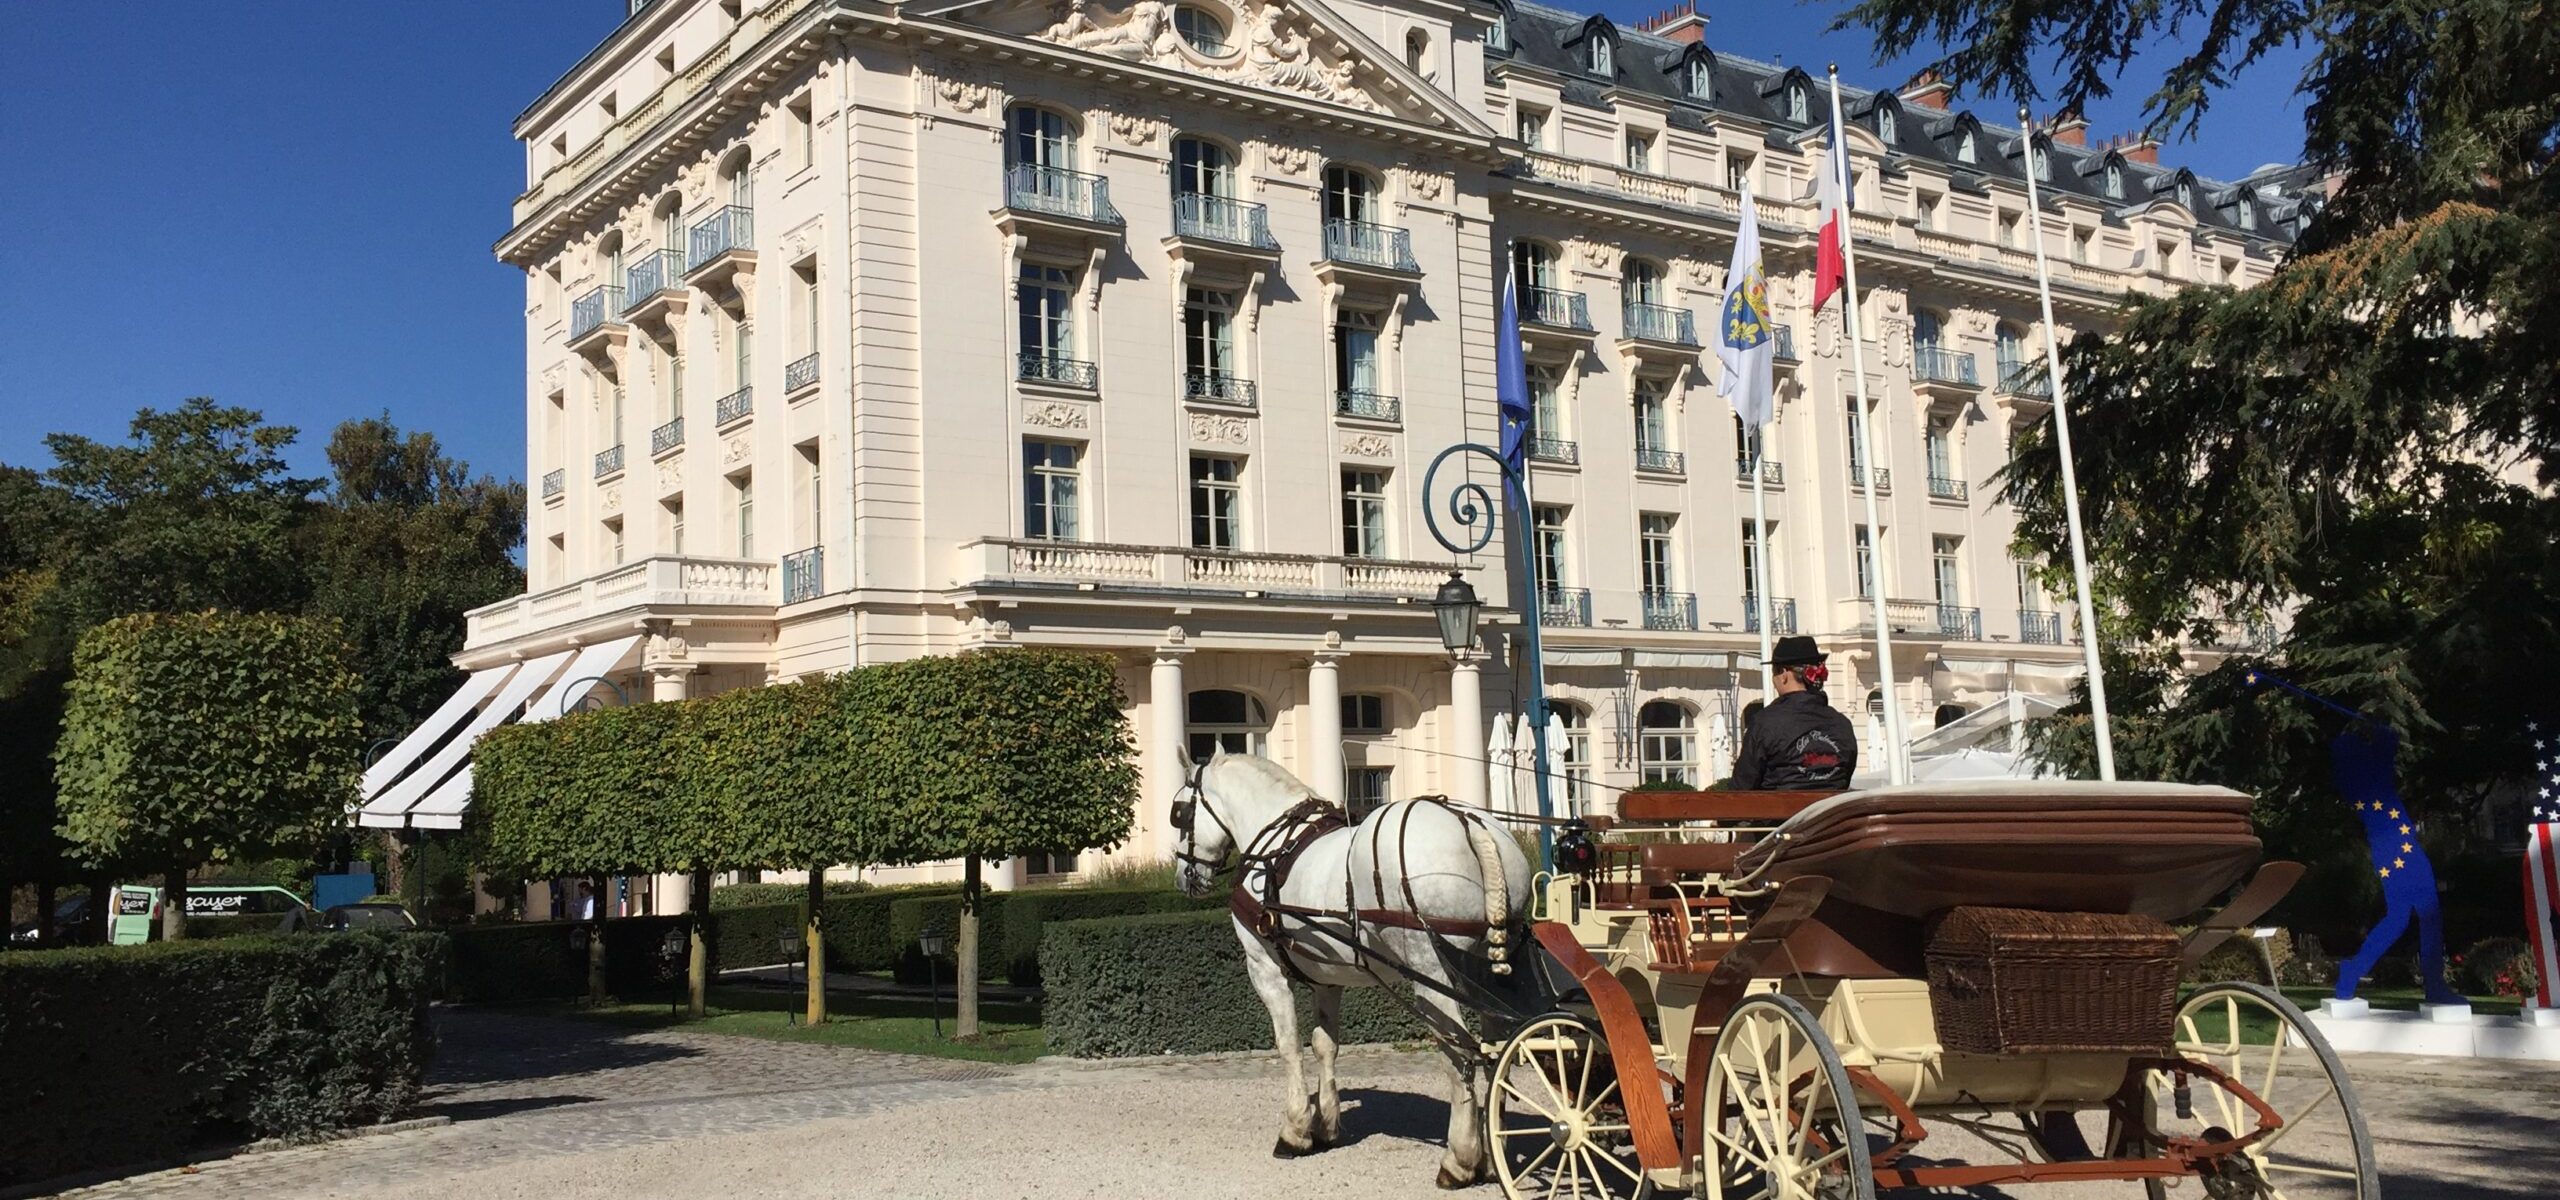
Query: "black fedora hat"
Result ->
[[1769, 635, 1827, 667]]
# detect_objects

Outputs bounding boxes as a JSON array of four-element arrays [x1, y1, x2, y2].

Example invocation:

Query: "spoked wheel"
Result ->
[[1703, 994, 1877, 1200], [1485, 1013, 1653, 1199], [2141, 981, 2378, 1199]]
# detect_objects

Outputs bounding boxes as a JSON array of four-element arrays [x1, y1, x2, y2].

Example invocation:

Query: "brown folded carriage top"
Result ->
[[1731, 781, 2260, 921]]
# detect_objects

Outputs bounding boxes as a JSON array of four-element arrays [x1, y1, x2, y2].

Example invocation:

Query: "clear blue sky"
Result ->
[[0, 1, 2312, 486]]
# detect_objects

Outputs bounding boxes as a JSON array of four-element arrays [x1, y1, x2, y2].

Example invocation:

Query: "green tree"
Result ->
[[1841, 0, 2560, 852], [53, 612, 364, 938]]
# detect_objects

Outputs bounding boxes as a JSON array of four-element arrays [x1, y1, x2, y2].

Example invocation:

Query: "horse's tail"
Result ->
[[1462, 816, 1514, 975]]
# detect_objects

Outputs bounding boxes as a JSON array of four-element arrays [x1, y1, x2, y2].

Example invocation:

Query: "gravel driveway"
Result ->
[[47, 1008, 2560, 1199]]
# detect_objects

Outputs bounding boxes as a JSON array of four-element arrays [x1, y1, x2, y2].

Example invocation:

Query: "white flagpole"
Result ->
[[1749, 426, 1776, 707], [2016, 107, 2117, 781], [1829, 67, 1909, 785]]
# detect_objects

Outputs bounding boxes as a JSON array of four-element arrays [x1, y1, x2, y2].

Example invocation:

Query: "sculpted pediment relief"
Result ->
[[968, 0, 1456, 125]]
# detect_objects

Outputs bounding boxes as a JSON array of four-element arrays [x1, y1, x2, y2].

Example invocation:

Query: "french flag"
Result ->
[[1811, 96, 1849, 313]]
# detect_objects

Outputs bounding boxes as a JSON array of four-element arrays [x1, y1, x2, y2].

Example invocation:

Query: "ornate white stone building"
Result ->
[[361, 0, 2316, 892]]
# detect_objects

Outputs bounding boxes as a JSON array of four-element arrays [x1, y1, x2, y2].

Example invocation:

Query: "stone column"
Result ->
[[1306, 651, 1345, 806], [1148, 648, 1189, 859], [1450, 652, 1487, 809], [647, 659, 692, 911]]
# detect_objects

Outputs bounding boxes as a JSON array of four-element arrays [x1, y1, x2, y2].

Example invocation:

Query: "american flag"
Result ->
[[2528, 718, 2559, 1008]]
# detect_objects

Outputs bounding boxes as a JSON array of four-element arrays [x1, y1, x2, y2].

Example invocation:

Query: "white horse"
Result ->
[[1171, 748, 1535, 1188]]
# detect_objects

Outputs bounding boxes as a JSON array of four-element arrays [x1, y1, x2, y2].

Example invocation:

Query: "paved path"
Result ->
[[49, 1009, 2560, 1199]]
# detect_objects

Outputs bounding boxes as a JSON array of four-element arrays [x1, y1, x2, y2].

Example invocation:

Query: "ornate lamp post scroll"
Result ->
[[1420, 442, 1555, 871]]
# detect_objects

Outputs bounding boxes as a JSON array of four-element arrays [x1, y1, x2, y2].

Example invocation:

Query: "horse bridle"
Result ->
[[1168, 758, 1237, 873]]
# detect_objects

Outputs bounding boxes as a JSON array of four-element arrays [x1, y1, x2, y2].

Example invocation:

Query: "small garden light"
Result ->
[[918, 928, 950, 1038]]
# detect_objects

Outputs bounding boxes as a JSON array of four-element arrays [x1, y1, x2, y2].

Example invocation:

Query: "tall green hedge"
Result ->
[[1041, 910, 1437, 1057], [53, 612, 362, 880], [443, 918, 690, 1004], [0, 933, 442, 1187]]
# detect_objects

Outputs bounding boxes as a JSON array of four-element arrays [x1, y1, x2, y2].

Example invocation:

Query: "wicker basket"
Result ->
[[1924, 906, 2181, 1055]]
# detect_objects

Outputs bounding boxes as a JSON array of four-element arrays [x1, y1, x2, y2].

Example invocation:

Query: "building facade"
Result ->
[[453, 0, 2311, 888]]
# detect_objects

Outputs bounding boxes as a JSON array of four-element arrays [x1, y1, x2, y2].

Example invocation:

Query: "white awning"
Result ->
[[359, 664, 517, 799], [403, 635, 644, 830], [356, 649, 575, 829]]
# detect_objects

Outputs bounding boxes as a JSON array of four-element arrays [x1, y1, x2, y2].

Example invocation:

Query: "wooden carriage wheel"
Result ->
[[1702, 994, 1877, 1200], [2141, 981, 2378, 1199], [1485, 1013, 1653, 1199]]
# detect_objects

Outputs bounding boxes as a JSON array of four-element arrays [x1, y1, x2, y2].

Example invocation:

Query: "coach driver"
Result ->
[[1730, 635, 1859, 790]]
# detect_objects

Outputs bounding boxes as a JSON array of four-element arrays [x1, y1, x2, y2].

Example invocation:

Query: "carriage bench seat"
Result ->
[[1615, 789, 1842, 825], [1637, 841, 1745, 885]]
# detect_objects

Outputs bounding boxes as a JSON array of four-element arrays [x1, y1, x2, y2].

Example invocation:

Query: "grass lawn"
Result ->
[[559, 984, 1047, 1064]]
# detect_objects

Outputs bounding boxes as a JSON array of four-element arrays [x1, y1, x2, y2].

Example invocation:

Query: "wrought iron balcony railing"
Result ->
[[713, 386, 753, 427], [1771, 324, 1799, 361], [1321, 220, 1418, 272], [1742, 595, 1799, 635], [1643, 591, 1699, 631], [1529, 436, 1579, 465], [1622, 302, 1698, 346], [1520, 285, 1593, 331], [569, 286, 625, 341], [1538, 586, 1592, 627], [650, 416, 685, 456], [541, 469, 565, 499], [782, 546, 824, 604], [2019, 609, 2066, 644], [1185, 370, 1257, 407], [1336, 389, 1400, 422], [1172, 193, 1277, 249], [622, 250, 685, 312], [593, 443, 626, 479], [1927, 474, 1968, 501], [1636, 446, 1685, 474], [685, 205, 753, 273], [1020, 353, 1099, 389], [1914, 345, 1979, 385], [1004, 164, 1122, 225], [1997, 358, 2054, 399], [1849, 465, 1893, 493], [1734, 457, 1784, 485], [1934, 603, 1983, 640], [784, 352, 820, 394]]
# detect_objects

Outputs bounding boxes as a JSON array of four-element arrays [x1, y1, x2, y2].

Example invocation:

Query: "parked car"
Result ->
[[321, 902, 418, 933], [105, 884, 310, 944], [8, 892, 97, 947]]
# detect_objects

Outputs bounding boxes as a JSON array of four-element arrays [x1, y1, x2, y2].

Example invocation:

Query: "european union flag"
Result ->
[[1496, 276, 1531, 479]]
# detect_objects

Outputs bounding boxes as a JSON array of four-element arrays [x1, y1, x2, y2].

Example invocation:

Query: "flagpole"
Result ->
[[2016, 107, 2117, 781], [1829, 67, 1910, 785], [1749, 426, 1776, 707]]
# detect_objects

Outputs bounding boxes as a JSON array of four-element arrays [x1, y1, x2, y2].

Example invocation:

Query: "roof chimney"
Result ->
[[2122, 134, 2161, 165], [1635, 1, 1706, 44], [2050, 110, 2089, 147], [1901, 69, 1951, 111]]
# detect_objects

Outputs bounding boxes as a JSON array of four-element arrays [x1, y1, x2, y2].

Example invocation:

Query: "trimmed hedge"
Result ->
[[180, 913, 289, 940], [997, 888, 1219, 986], [817, 886, 958, 973], [710, 880, 876, 911], [444, 921, 585, 1004], [707, 903, 804, 974], [888, 891, 1011, 985], [1042, 909, 1437, 1057], [0, 933, 442, 1187]]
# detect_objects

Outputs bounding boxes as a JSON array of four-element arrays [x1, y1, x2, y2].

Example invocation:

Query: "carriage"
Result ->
[[1481, 779, 2378, 1199]]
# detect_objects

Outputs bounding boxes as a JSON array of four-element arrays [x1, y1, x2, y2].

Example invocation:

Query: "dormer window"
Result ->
[[1587, 32, 1613, 76], [1876, 105, 1896, 146], [2105, 161, 2124, 199], [1174, 5, 1229, 55], [1786, 81, 1808, 122], [2177, 179, 2195, 209], [2238, 203, 2256, 231], [2032, 141, 2051, 181], [1487, 8, 1507, 51]]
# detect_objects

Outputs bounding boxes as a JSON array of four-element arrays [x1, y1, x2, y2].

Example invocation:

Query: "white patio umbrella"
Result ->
[[1540, 710, 1569, 816], [1485, 713, 1516, 815]]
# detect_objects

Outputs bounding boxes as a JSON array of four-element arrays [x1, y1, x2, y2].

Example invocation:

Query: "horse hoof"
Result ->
[[1436, 1165, 1471, 1190], [1273, 1137, 1311, 1159]]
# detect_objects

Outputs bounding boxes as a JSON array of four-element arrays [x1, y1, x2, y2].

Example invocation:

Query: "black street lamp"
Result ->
[[1419, 442, 1555, 871], [917, 927, 949, 1038], [1432, 572, 1483, 656]]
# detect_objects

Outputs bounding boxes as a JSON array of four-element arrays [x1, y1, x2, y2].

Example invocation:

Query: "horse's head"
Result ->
[[1169, 746, 1232, 898]]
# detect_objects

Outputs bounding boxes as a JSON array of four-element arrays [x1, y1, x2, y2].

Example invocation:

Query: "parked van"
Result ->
[[106, 884, 310, 945]]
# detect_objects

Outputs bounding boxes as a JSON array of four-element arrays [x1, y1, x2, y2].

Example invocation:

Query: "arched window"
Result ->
[[1405, 28, 1429, 75], [2032, 140, 2052, 181], [1186, 689, 1269, 758], [1638, 701, 1697, 786], [655, 195, 683, 259], [2104, 161, 2124, 199], [599, 231, 625, 300], [2238, 202, 2256, 231], [1172, 136, 1235, 199], [1934, 703, 1968, 729], [1681, 54, 1711, 101], [1511, 239, 1558, 296], [2177, 179, 2195, 210], [1623, 259, 1663, 307], [1173, 5, 1228, 55], [1876, 104, 1897, 146], [718, 147, 753, 209], [1553, 702, 1592, 808], [1323, 164, 1378, 225], [1786, 81, 1809, 123], [1866, 687, 1886, 717], [1957, 128, 1977, 165], [1586, 31, 1613, 76], [1006, 104, 1077, 171]]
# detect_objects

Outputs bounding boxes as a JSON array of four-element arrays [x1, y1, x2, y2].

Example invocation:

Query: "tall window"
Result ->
[[798, 265, 820, 359], [1187, 689, 1268, 758], [1876, 104, 1897, 145], [1018, 263, 1076, 364], [1173, 137, 1234, 199], [1024, 440, 1082, 540], [1189, 455, 1243, 550], [1786, 82, 1808, 122], [1741, 520, 1769, 600], [1323, 165, 1376, 224], [1532, 504, 1569, 595], [1405, 28, 1428, 74], [2015, 559, 2047, 612], [2177, 180, 2195, 210], [1340, 468, 1389, 558], [1639, 513, 1677, 596], [1633, 379, 1670, 456], [1932, 535, 1963, 606], [732, 471, 755, 558], [2032, 142, 2051, 181], [1488, 8, 1507, 51], [2104, 161, 2124, 199], [1184, 288, 1237, 384], [1623, 259, 1663, 307], [1995, 323, 2024, 370], [1925, 419, 1954, 485], [1681, 55, 1710, 100], [793, 440, 821, 545], [1335, 309, 1382, 395], [1624, 132, 1651, 173], [664, 348, 685, 421], [1639, 701, 1697, 786], [1511, 240, 1557, 296], [1854, 524, 1878, 598], [1585, 32, 1613, 75], [790, 94, 814, 171], [663, 496, 685, 555], [605, 517, 626, 566], [1516, 106, 1547, 150], [1007, 105, 1075, 170], [729, 156, 754, 208], [1914, 309, 1943, 354], [1845, 399, 1870, 477], [1957, 129, 1977, 164], [734, 319, 753, 390], [1528, 364, 1562, 440], [1555, 703, 1592, 808], [1725, 151, 1755, 195]]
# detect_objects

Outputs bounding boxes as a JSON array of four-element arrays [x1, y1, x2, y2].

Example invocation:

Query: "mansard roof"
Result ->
[[1488, 0, 2309, 246]]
